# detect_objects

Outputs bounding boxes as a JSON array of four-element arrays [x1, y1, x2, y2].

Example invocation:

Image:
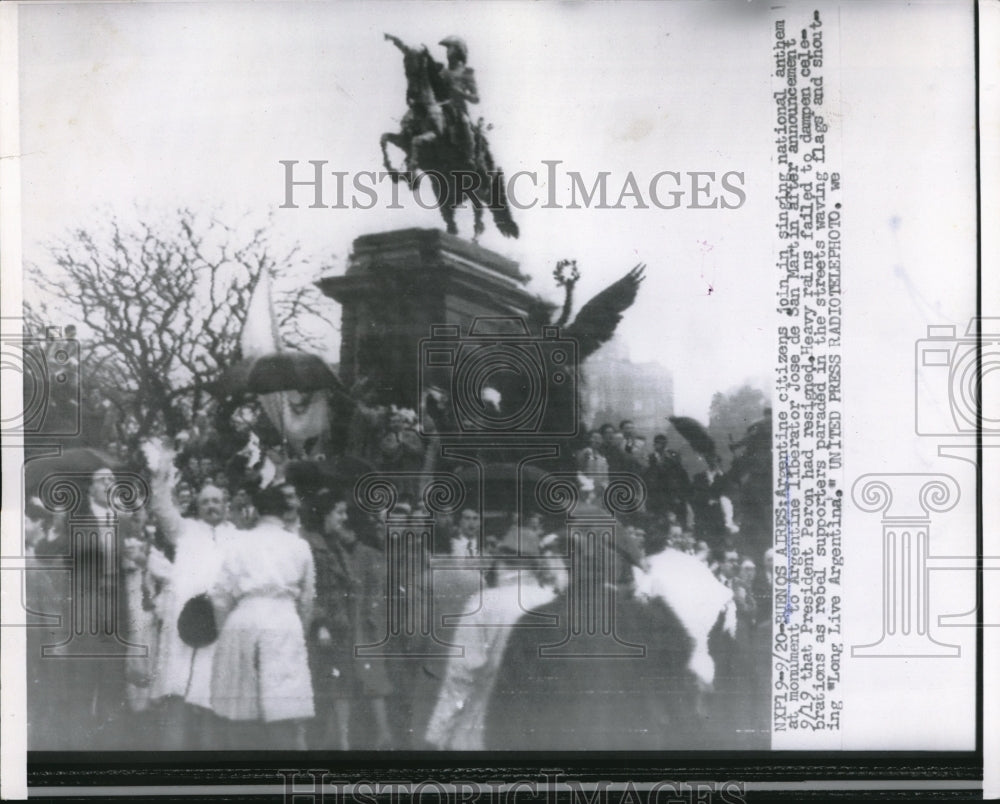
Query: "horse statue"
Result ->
[[380, 34, 519, 240]]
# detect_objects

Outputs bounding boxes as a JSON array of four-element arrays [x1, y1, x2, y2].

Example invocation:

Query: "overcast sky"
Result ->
[[13, 1, 975, 421], [15, 1, 785, 420], [5, 0, 987, 759]]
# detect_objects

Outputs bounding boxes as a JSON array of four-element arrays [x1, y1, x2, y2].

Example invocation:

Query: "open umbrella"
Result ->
[[223, 351, 345, 395], [221, 352, 355, 456], [667, 416, 718, 464]]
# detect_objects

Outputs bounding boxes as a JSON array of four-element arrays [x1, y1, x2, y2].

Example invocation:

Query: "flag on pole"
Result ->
[[633, 548, 735, 686], [241, 270, 286, 437], [238, 270, 331, 456], [241, 269, 283, 358]]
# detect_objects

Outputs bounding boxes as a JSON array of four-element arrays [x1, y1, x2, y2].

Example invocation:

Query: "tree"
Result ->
[[707, 384, 769, 468], [26, 209, 337, 449]]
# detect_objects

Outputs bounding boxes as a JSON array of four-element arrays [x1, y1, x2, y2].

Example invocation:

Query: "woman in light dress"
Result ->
[[210, 484, 315, 749]]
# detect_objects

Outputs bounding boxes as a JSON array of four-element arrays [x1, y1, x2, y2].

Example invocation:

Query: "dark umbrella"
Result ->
[[223, 351, 345, 395], [24, 447, 121, 499], [667, 416, 718, 464]]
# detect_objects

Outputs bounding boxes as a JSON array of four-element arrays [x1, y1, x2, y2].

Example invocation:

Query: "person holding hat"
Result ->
[[144, 440, 239, 749]]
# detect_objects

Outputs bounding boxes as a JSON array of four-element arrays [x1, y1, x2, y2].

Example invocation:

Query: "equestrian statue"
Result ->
[[381, 34, 519, 240]]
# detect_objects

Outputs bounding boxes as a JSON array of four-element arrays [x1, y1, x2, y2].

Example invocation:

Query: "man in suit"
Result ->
[[644, 434, 691, 521], [30, 466, 150, 749]]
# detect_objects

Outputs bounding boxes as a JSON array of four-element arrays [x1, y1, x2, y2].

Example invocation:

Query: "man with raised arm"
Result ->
[[143, 441, 238, 749]]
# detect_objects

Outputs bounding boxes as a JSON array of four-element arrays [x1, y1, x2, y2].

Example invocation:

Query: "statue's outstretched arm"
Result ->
[[384, 33, 407, 53]]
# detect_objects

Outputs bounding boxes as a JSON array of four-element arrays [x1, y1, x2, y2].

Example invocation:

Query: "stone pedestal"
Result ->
[[317, 228, 549, 409]]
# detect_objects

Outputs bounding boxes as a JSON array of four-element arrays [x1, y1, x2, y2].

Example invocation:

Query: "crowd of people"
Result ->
[[23, 410, 772, 751]]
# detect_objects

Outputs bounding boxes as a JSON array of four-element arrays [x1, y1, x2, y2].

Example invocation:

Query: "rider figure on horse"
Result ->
[[435, 36, 479, 156], [384, 33, 478, 173], [382, 33, 518, 239]]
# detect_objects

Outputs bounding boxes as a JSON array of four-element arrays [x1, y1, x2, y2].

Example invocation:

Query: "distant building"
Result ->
[[582, 338, 674, 436]]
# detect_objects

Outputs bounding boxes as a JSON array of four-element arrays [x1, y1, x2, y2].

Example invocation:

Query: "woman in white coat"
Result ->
[[210, 484, 315, 749]]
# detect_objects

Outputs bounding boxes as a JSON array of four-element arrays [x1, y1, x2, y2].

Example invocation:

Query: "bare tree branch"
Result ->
[[25, 210, 335, 448]]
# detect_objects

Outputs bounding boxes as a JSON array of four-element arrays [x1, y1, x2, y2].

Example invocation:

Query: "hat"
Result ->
[[177, 594, 218, 648], [439, 35, 468, 60]]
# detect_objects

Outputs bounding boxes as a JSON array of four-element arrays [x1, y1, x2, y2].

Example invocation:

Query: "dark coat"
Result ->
[[28, 503, 145, 749], [484, 586, 705, 750], [690, 470, 734, 546], [644, 450, 691, 519], [305, 531, 391, 700]]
